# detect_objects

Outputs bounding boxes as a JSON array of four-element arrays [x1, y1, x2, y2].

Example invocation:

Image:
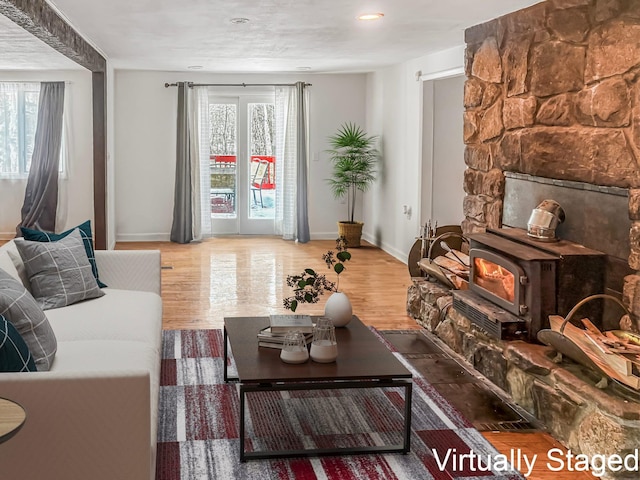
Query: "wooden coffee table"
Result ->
[[223, 315, 412, 461]]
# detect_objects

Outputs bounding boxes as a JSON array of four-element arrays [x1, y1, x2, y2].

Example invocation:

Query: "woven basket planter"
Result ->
[[337, 221, 363, 247]]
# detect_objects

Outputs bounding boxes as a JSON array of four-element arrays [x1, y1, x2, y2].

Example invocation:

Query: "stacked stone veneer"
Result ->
[[463, 0, 640, 328], [406, 1, 640, 473], [407, 279, 640, 479]]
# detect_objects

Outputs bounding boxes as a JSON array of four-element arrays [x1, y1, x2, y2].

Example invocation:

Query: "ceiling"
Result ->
[[2, 0, 541, 73], [0, 13, 81, 70]]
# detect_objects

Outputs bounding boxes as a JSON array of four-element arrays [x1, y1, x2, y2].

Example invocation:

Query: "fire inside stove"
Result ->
[[473, 258, 515, 303]]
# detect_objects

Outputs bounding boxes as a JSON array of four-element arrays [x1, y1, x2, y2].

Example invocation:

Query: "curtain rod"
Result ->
[[164, 82, 311, 88]]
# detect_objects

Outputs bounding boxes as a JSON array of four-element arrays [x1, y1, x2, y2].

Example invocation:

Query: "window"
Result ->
[[0, 82, 66, 178]]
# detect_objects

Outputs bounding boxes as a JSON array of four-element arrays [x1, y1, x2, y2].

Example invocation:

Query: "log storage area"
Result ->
[[548, 315, 640, 390]]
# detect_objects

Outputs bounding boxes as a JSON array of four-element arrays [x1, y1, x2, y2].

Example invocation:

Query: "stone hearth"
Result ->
[[407, 279, 640, 479]]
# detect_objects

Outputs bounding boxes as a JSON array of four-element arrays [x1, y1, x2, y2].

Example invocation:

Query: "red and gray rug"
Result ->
[[156, 329, 524, 479]]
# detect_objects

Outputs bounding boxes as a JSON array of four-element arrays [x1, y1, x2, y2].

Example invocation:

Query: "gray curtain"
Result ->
[[18, 81, 65, 234], [170, 82, 194, 243], [295, 81, 310, 243]]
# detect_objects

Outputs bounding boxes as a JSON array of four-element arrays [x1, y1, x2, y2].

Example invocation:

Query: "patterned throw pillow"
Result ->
[[0, 268, 57, 371], [21, 220, 107, 288], [14, 228, 105, 310], [0, 313, 36, 372]]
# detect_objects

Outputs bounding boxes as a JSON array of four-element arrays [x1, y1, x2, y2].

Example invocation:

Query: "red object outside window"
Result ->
[[250, 156, 275, 189], [211, 155, 237, 164]]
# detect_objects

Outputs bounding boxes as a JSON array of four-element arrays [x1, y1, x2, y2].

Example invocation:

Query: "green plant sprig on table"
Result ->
[[283, 237, 352, 312]]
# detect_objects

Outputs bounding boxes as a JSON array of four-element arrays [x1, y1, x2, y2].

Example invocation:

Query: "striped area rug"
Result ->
[[156, 329, 524, 480]]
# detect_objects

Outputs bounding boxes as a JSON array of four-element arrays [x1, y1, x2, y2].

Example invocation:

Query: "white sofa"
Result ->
[[0, 246, 163, 480]]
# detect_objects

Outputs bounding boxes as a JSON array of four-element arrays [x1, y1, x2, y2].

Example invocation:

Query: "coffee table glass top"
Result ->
[[224, 315, 412, 383]]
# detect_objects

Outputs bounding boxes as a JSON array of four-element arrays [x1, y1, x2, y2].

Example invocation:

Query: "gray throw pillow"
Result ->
[[0, 268, 57, 371], [15, 228, 105, 310]]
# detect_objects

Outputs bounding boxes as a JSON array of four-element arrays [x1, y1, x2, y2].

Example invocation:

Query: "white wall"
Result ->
[[431, 75, 466, 226], [0, 70, 94, 239], [363, 46, 465, 262], [106, 62, 117, 249], [114, 70, 367, 241]]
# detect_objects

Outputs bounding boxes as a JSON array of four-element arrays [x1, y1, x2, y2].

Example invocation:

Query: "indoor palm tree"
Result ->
[[327, 122, 378, 247]]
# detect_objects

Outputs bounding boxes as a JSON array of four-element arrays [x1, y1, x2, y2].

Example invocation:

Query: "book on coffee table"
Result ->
[[257, 327, 313, 349], [268, 314, 313, 334]]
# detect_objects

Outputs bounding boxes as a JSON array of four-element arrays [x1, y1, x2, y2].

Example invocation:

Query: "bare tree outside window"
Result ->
[[208, 104, 236, 155], [208, 102, 274, 156], [249, 103, 274, 156]]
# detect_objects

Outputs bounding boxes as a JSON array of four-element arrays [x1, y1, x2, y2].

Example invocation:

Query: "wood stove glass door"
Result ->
[[470, 249, 525, 316]]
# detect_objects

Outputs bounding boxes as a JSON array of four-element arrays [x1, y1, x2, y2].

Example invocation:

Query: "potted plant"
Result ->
[[327, 122, 378, 247], [283, 237, 353, 326]]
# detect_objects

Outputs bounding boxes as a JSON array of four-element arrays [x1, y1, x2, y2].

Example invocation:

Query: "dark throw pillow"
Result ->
[[0, 313, 37, 372], [15, 228, 105, 310], [0, 268, 57, 371], [21, 220, 107, 288]]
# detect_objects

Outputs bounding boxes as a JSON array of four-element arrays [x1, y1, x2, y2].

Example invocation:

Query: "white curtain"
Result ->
[[274, 82, 310, 242], [0, 82, 40, 178], [192, 86, 211, 240], [55, 85, 72, 231]]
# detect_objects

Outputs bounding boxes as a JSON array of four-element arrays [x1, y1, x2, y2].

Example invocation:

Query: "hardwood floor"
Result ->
[[120, 236, 593, 479], [118, 237, 420, 331], [482, 432, 596, 480]]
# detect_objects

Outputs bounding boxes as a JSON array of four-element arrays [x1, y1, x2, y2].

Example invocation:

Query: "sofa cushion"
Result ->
[[15, 229, 105, 310], [0, 268, 57, 371], [0, 251, 22, 284], [21, 220, 107, 288], [50, 340, 159, 373], [0, 313, 37, 372], [0, 241, 30, 289], [45, 289, 162, 346]]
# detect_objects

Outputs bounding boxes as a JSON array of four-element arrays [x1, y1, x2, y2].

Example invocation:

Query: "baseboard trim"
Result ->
[[361, 231, 407, 265], [113, 231, 408, 265], [309, 232, 341, 240], [0, 232, 16, 241], [116, 233, 171, 242]]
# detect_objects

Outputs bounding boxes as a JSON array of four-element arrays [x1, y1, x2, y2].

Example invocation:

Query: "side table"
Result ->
[[0, 397, 26, 444]]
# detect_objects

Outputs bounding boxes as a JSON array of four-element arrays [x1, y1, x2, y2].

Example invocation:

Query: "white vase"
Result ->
[[324, 292, 352, 327]]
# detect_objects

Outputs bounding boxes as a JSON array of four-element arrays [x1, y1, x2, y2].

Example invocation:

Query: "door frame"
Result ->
[[418, 67, 465, 228], [209, 92, 276, 235]]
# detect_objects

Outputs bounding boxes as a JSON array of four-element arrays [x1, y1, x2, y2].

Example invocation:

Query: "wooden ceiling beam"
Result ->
[[0, 0, 105, 72], [0, 0, 108, 249]]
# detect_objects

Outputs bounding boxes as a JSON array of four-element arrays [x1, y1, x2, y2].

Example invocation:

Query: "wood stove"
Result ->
[[453, 227, 606, 341]]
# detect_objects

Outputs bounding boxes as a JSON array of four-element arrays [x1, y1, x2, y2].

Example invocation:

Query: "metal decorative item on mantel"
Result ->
[[527, 199, 565, 242], [283, 237, 353, 327]]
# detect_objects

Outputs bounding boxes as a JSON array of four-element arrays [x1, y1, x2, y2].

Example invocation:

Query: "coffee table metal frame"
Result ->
[[223, 316, 412, 462]]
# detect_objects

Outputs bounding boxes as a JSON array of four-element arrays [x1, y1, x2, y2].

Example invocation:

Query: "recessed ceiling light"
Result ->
[[296, 66, 311, 71], [358, 13, 384, 21], [187, 65, 203, 70], [230, 17, 250, 24]]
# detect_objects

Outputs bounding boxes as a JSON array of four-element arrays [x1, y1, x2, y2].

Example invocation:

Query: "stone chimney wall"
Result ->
[[463, 0, 640, 328]]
